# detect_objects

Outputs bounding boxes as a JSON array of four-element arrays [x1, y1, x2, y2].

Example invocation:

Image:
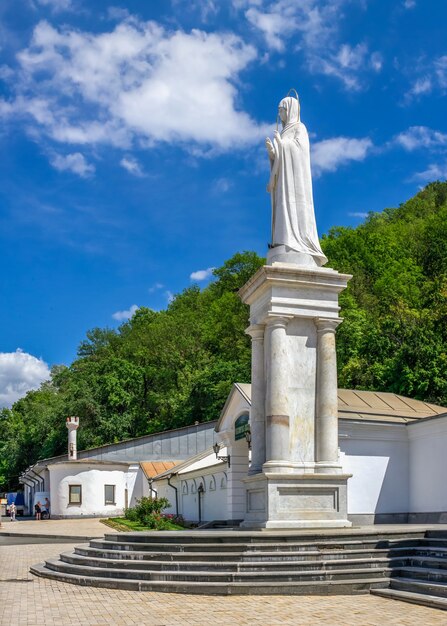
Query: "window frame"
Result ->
[[68, 484, 82, 505], [104, 484, 116, 506]]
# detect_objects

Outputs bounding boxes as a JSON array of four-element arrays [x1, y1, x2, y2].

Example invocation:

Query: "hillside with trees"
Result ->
[[1, 181, 447, 489]]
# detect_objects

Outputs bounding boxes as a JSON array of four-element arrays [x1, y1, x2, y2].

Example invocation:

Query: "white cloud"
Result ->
[[190, 267, 215, 281], [33, 0, 74, 11], [171, 0, 219, 22], [106, 7, 131, 21], [403, 0, 416, 8], [407, 77, 432, 98], [2, 19, 267, 152], [394, 126, 447, 151], [50, 152, 95, 177], [413, 162, 447, 182], [241, 1, 381, 90], [213, 177, 233, 193], [148, 282, 164, 293], [246, 6, 294, 52], [348, 211, 368, 218], [112, 304, 139, 321], [405, 56, 447, 101], [312, 136, 373, 176], [435, 56, 447, 89], [0, 349, 51, 408], [317, 43, 371, 90], [165, 290, 174, 303], [120, 156, 144, 176]]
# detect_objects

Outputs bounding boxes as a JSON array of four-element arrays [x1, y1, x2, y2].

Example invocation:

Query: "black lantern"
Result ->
[[245, 428, 252, 449], [213, 442, 231, 468]]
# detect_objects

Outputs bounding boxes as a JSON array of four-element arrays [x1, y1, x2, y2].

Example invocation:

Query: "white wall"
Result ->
[[156, 469, 228, 522], [129, 466, 151, 506], [409, 417, 447, 516], [339, 421, 409, 519], [49, 463, 138, 517]]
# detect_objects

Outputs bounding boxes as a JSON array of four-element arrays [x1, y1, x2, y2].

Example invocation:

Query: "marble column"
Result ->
[[264, 316, 290, 471], [315, 318, 341, 473], [246, 324, 266, 475]]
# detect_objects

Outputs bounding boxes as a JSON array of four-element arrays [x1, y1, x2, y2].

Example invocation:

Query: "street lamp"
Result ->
[[213, 442, 231, 468], [245, 428, 252, 449]]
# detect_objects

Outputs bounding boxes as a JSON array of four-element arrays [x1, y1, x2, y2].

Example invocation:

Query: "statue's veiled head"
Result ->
[[278, 96, 300, 127]]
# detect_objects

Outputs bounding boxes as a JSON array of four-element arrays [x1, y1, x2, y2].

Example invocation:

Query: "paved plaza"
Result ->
[[0, 516, 116, 539], [0, 537, 444, 626]]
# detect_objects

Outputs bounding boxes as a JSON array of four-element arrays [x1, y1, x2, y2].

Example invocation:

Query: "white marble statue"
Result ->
[[266, 94, 327, 266]]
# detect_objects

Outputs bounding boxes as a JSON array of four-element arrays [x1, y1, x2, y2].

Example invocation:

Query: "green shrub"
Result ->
[[124, 496, 171, 527]]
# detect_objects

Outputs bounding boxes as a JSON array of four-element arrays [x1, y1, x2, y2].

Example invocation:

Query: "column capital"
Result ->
[[315, 317, 342, 333], [245, 324, 265, 340], [265, 315, 292, 329]]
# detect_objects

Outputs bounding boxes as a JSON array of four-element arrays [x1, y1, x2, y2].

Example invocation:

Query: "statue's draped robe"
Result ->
[[270, 97, 327, 265]]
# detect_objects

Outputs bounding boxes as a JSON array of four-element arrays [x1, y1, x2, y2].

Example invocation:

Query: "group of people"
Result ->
[[34, 497, 51, 520], [7, 497, 50, 521]]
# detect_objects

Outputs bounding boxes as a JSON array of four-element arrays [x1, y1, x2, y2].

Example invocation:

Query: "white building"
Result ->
[[153, 385, 447, 526], [21, 385, 447, 524]]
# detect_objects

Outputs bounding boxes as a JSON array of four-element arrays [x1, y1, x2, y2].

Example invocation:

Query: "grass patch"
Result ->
[[101, 517, 184, 532]]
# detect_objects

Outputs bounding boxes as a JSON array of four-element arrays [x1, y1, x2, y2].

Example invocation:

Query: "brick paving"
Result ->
[[0, 541, 445, 625], [0, 516, 116, 539]]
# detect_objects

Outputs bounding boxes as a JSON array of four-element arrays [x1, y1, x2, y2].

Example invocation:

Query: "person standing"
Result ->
[[35, 501, 41, 521], [9, 502, 16, 522], [44, 497, 51, 520]]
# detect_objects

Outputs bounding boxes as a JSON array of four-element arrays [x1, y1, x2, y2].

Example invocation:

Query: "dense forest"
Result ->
[[1, 181, 447, 489]]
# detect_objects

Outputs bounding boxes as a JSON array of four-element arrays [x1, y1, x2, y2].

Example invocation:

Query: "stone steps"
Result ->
[[404, 556, 447, 570], [407, 546, 447, 558], [371, 587, 447, 611], [101, 530, 425, 545], [62, 551, 408, 573], [90, 533, 421, 554], [30, 528, 441, 595], [74, 545, 415, 563], [369, 532, 447, 609], [389, 577, 447, 598], [393, 566, 447, 584], [43, 557, 396, 583], [30, 561, 390, 595]]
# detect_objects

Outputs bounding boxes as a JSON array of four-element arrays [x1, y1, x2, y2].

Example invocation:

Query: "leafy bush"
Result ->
[[124, 496, 172, 528]]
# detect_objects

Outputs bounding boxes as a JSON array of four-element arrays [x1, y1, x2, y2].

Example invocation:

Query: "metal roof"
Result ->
[[221, 384, 447, 425], [140, 461, 182, 479]]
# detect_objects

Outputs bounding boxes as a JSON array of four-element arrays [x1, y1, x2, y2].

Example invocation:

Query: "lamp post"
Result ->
[[197, 482, 204, 524]]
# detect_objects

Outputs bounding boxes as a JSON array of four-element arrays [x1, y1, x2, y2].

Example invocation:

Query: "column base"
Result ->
[[314, 461, 344, 474], [242, 472, 352, 530]]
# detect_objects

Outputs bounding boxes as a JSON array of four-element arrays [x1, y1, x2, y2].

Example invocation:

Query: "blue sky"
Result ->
[[0, 0, 446, 405]]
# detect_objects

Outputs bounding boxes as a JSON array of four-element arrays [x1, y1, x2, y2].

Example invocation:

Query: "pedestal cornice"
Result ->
[[239, 264, 351, 326], [239, 263, 352, 306]]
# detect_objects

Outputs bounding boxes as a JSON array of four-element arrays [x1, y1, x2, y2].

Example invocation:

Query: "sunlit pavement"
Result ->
[[0, 516, 116, 540], [0, 539, 446, 626]]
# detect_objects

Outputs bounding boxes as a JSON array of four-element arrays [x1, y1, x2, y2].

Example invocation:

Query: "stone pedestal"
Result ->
[[239, 262, 352, 529]]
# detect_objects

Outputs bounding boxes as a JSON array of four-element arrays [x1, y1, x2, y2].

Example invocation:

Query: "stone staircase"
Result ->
[[371, 529, 447, 610], [30, 527, 447, 596]]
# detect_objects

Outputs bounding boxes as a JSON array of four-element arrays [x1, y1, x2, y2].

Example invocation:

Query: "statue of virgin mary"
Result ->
[[266, 93, 327, 266]]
